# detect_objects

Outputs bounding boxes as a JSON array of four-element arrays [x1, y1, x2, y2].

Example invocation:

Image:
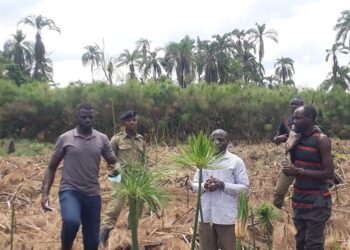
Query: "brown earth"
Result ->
[[0, 141, 349, 250]]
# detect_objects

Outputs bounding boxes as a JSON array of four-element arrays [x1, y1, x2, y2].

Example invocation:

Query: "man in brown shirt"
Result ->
[[99, 110, 146, 247], [41, 103, 117, 250]]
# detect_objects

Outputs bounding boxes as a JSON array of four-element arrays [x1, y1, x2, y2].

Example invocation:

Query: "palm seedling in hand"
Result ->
[[173, 131, 221, 250]]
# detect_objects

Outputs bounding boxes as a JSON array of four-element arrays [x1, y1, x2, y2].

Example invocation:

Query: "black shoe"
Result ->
[[99, 228, 111, 248]]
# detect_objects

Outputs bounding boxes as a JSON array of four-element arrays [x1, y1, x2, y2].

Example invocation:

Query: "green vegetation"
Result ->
[[117, 165, 168, 250], [0, 139, 53, 156], [1, 79, 350, 142], [253, 203, 280, 250]]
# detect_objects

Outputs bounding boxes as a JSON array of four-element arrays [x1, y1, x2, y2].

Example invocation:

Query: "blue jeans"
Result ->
[[59, 190, 101, 250]]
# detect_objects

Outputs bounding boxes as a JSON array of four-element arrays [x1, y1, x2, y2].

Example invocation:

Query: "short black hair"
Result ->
[[77, 103, 94, 111], [303, 105, 317, 121]]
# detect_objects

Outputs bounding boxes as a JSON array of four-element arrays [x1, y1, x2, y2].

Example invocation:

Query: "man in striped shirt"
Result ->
[[283, 105, 334, 250]]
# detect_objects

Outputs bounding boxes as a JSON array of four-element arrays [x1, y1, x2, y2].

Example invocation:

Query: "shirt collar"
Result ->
[[122, 130, 142, 139], [73, 126, 96, 139]]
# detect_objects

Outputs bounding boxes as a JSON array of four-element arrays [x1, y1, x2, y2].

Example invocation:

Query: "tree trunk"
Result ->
[[191, 168, 203, 250], [129, 197, 139, 250]]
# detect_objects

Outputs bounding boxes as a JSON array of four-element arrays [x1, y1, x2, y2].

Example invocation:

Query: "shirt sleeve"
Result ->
[[110, 135, 119, 156], [102, 135, 116, 163], [53, 136, 65, 159], [223, 159, 249, 196]]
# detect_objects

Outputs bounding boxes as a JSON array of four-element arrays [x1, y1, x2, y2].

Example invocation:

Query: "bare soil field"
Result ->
[[0, 141, 349, 250]]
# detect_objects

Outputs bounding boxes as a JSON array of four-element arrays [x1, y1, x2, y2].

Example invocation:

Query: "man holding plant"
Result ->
[[99, 110, 146, 247], [192, 129, 249, 250]]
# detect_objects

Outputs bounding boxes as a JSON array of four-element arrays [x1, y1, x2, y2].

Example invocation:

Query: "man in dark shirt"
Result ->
[[41, 103, 117, 250], [273, 97, 304, 208], [273, 97, 304, 144]]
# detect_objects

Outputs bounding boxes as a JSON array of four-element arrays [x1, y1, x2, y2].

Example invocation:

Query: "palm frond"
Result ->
[[172, 131, 222, 169]]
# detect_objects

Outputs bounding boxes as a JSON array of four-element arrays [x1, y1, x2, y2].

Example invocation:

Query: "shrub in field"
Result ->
[[1, 79, 350, 142]]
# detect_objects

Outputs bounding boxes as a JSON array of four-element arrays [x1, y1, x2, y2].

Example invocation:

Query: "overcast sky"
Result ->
[[0, 0, 349, 88]]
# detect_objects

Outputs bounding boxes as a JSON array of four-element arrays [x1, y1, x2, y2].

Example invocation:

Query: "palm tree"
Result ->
[[334, 10, 350, 47], [159, 55, 174, 78], [173, 132, 221, 250], [274, 57, 295, 84], [165, 35, 195, 88], [3, 30, 34, 74], [325, 42, 349, 80], [195, 38, 218, 83], [263, 74, 280, 88], [81, 44, 101, 82], [142, 49, 163, 81], [118, 165, 168, 250], [117, 49, 141, 80], [248, 23, 278, 64], [212, 33, 231, 83], [136, 38, 151, 57], [18, 15, 60, 81], [321, 65, 350, 91]]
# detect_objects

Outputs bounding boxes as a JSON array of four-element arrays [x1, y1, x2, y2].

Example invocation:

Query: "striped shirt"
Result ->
[[291, 129, 332, 209]]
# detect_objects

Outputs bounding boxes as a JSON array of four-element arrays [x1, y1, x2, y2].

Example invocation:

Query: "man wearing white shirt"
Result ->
[[192, 129, 249, 250]]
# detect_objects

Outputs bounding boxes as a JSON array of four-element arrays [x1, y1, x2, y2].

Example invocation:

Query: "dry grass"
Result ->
[[0, 141, 349, 249]]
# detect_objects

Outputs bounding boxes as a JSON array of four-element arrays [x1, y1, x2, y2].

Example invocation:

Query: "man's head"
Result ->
[[210, 129, 229, 153], [290, 97, 304, 112], [121, 110, 139, 133], [76, 103, 94, 132], [293, 105, 317, 133]]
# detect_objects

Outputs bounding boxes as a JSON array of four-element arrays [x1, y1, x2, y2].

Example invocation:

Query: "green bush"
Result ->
[[1, 79, 350, 142]]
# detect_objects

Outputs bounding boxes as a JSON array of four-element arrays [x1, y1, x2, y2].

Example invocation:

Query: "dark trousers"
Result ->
[[59, 190, 101, 250], [293, 207, 331, 250], [199, 222, 235, 250]]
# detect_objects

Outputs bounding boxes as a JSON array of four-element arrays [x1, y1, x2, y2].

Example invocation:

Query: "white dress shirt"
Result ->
[[192, 151, 249, 225]]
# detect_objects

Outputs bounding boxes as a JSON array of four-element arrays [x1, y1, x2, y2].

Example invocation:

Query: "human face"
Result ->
[[77, 108, 94, 131], [292, 107, 308, 133], [211, 132, 229, 153], [123, 115, 139, 132], [290, 99, 303, 112]]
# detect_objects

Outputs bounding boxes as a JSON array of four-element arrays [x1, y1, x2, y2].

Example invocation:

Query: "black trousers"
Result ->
[[293, 207, 331, 250]]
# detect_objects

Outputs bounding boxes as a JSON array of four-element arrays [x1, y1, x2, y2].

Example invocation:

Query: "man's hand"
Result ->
[[282, 165, 303, 176], [41, 194, 54, 211], [204, 177, 225, 192], [273, 134, 288, 145], [108, 162, 122, 177]]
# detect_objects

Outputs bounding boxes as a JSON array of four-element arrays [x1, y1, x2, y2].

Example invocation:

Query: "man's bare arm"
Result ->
[[283, 135, 334, 179], [41, 154, 63, 210], [300, 135, 334, 179]]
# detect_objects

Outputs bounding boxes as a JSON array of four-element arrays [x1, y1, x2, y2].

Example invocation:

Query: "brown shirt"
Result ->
[[110, 130, 146, 166], [53, 127, 115, 196]]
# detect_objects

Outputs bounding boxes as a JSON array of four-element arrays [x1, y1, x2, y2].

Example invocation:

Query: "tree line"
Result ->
[[0, 10, 349, 89], [1, 79, 349, 142]]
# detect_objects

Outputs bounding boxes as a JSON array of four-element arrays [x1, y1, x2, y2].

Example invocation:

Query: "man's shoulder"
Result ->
[[112, 131, 124, 138], [225, 151, 244, 164], [93, 129, 108, 138], [59, 129, 75, 140]]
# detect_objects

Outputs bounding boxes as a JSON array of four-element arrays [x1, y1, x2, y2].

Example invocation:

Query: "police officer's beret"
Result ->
[[120, 110, 138, 120]]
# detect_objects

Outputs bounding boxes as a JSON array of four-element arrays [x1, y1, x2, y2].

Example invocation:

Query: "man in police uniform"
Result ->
[[99, 110, 146, 247]]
